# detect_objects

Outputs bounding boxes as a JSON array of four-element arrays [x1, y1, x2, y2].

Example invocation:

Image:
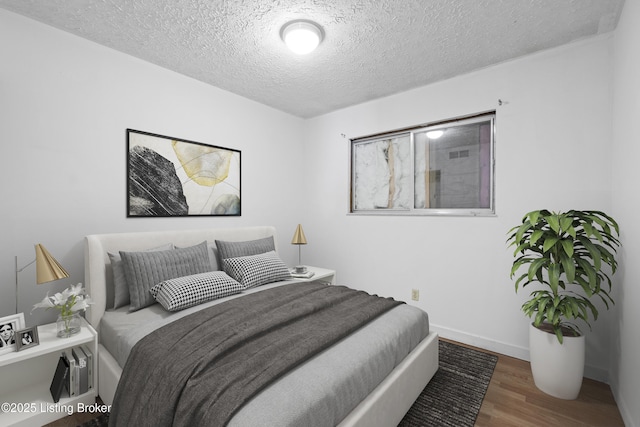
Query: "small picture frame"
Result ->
[[16, 326, 39, 352], [0, 313, 26, 356]]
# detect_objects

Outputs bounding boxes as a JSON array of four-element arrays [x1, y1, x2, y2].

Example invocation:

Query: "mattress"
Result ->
[[100, 281, 429, 426]]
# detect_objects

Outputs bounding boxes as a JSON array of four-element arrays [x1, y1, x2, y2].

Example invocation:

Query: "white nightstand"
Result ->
[[0, 317, 98, 427], [290, 266, 336, 286]]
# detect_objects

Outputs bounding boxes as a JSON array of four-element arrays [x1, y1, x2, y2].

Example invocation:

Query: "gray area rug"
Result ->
[[399, 340, 498, 427], [79, 340, 497, 427]]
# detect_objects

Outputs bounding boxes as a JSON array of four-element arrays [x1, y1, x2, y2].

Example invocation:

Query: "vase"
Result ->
[[57, 313, 81, 338], [529, 322, 585, 399]]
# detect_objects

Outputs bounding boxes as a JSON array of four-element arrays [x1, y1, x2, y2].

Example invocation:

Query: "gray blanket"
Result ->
[[108, 282, 403, 427]]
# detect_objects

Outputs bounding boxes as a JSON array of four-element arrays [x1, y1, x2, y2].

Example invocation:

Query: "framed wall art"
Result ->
[[127, 129, 241, 217]]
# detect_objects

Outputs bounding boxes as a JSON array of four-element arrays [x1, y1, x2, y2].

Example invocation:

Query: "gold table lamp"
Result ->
[[15, 244, 70, 314], [291, 224, 308, 273]]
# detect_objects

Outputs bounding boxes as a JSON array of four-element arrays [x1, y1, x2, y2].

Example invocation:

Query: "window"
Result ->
[[350, 113, 495, 215]]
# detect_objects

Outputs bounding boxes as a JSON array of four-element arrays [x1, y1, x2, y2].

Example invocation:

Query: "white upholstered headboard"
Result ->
[[83, 226, 278, 328]]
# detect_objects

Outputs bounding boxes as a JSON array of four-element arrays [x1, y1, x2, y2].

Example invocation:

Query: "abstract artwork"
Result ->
[[127, 129, 241, 217]]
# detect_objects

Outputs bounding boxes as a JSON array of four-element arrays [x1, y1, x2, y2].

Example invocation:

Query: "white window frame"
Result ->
[[349, 112, 496, 216]]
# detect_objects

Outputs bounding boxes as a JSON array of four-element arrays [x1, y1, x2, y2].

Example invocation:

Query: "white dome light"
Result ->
[[281, 20, 323, 55]]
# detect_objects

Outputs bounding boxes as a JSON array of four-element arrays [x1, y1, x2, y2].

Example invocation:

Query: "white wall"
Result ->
[[304, 36, 615, 381], [0, 9, 306, 326], [611, 0, 640, 425]]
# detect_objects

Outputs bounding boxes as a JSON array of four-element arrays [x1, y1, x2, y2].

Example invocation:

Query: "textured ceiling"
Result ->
[[0, 0, 625, 118]]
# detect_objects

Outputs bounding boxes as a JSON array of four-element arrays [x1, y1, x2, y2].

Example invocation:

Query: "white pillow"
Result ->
[[222, 251, 291, 289], [150, 271, 244, 312]]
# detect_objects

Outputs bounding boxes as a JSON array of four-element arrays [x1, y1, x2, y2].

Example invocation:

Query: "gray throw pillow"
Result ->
[[108, 243, 174, 309], [207, 242, 220, 271], [120, 241, 210, 312], [215, 236, 275, 261]]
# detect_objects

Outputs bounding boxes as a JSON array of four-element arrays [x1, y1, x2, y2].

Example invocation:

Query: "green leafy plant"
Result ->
[[507, 210, 620, 343]]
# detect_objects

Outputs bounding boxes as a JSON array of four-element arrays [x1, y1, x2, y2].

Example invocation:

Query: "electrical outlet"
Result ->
[[411, 289, 420, 301]]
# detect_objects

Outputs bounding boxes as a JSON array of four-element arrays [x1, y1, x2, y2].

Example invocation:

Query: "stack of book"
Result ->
[[290, 270, 315, 279], [49, 345, 93, 403]]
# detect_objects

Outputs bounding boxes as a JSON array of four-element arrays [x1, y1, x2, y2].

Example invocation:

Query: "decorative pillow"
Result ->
[[120, 241, 210, 312], [108, 243, 174, 309], [150, 271, 244, 311], [222, 251, 291, 289], [207, 242, 220, 271], [215, 236, 275, 261]]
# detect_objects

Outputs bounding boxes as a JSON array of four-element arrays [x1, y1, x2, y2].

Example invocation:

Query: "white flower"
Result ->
[[68, 283, 84, 297], [70, 295, 92, 312], [32, 283, 92, 316], [50, 292, 67, 306], [33, 294, 55, 310]]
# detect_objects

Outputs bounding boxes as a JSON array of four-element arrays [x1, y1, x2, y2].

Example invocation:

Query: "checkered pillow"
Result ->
[[223, 251, 292, 289], [150, 271, 244, 311]]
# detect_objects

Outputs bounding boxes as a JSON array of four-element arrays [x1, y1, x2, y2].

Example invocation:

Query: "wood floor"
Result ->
[[44, 400, 103, 427], [458, 341, 626, 427], [45, 340, 625, 427]]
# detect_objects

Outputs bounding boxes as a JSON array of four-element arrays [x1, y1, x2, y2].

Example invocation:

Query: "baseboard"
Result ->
[[430, 324, 529, 359], [430, 324, 609, 383], [609, 377, 638, 427]]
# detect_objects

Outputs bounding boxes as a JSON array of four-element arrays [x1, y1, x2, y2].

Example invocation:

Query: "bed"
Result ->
[[84, 226, 438, 426]]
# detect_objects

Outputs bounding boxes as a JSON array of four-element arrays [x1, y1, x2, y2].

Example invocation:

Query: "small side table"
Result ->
[[290, 266, 336, 286], [0, 317, 98, 426]]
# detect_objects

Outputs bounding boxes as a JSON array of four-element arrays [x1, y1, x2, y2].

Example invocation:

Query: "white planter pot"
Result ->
[[529, 323, 585, 400]]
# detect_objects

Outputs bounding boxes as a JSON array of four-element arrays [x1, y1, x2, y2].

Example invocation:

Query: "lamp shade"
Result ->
[[35, 243, 70, 284], [291, 224, 307, 245]]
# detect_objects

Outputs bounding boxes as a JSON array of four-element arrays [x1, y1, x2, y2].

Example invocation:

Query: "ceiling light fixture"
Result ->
[[281, 20, 323, 55]]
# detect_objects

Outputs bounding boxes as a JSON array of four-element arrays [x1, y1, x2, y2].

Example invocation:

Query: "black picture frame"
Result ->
[[127, 129, 241, 217]]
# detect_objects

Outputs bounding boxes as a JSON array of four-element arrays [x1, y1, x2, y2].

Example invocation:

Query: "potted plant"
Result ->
[[507, 209, 620, 399]]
